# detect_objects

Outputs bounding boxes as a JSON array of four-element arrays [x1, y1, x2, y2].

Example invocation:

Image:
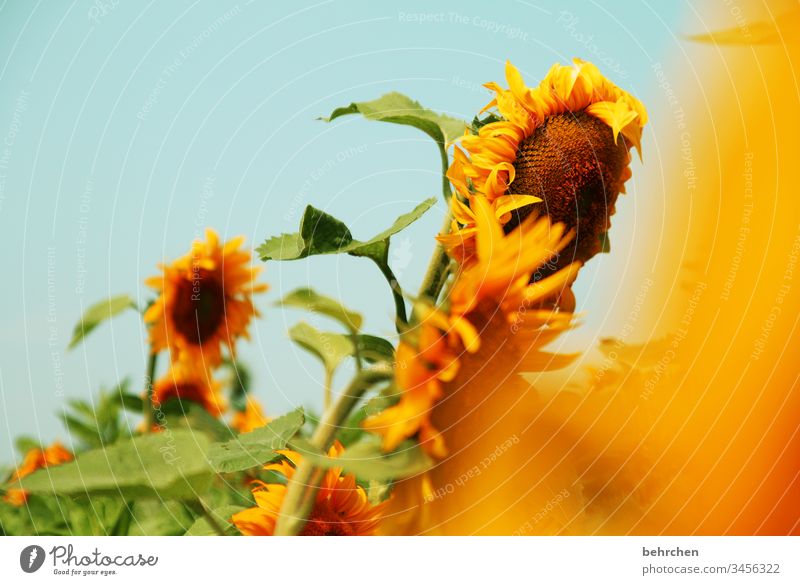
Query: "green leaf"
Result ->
[[338, 390, 399, 447], [127, 500, 195, 536], [292, 437, 432, 482], [278, 288, 363, 332], [258, 199, 435, 265], [184, 505, 245, 536], [159, 400, 231, 442], [68, 295, 137, 350], [289, 322, 354, 374], [471, 112, 503, 134], [118, 393, 144, 412], [14, 437, 41, 455], [16, 430, 213, 500], [224, 358, 253, 412], [110, 503, 134, 536], [61, 413, 101, 446], [356, 335, 395, 363], [323, 91, 466, 147], [207, 408, 305, 473]]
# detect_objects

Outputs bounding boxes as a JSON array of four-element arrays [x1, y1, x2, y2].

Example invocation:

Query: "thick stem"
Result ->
[[142, 351, 158, 432], [323, 369, 333, 412], [274, 366, 391, 536], [418, 212, 453, 302]]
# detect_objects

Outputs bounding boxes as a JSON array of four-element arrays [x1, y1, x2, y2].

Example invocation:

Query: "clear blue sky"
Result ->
[[0, 0, 687, 463]]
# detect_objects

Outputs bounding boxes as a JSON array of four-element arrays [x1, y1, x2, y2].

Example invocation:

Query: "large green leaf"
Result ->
[[16, 431, 213, 500], [322, 92, 466, 146], [289, 322, 354, 373], [258, 198, 435, 265], [68, 295, 137, 350], [279, 288, 363, 332], [292, 437, 432, 482], [207, 408, 305, 473]]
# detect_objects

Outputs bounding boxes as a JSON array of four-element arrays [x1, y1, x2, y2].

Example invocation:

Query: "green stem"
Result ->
[[438, 143, 452, 202], [323, 369, 333, 412], [274, 365, 392, 536], [143, 351, 158, 432], [373, 259, 407, 330], [418, 212, 453, 302]]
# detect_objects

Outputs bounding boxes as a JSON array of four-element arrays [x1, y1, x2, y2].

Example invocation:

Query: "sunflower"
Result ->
[[152, 358, 224, 417], [446, 59, 647, 271], [3, 442, 73, 506], [230, 395, 270, 433], [363, 198, 581, 457], [144, 229, 267, 368], [231, 441, 386, 536]]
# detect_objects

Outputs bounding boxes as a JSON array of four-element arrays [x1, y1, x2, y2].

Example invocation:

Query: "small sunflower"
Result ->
[[144, 229, 267, 368], [446, 59, 647, 271], [152, 358, 224, 417], [3, 442, 73, 506], [230, 395, 270, 433], [364, 198, 580, 457], [231, 441, 386, 536]]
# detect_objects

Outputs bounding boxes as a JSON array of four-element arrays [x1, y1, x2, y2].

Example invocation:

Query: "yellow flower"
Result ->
[[3, 442, 73, 506], [144, 229, 267, 368], [230, 396, 270, 433], [446, 59, 647, 270], [364, 198, 581, 458], [151, 358, 224, 417], [231, 442, 386, 536]]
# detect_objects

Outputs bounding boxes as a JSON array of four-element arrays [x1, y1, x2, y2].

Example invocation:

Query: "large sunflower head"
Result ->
[[152, 358, 224, 418], [3, 442, 73, 506], [364, 198, 580, 458], [447, 59, 647, 272], [231, 441, 386, 536], [144, 229, 268, 367]]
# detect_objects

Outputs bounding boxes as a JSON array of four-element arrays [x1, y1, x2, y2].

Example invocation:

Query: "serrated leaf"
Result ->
[[16, 430, 213, 500], [279, 288, 363, 332], [292, 437, 432, 482], [68, 295, 137, 350], [184, 504, 245, 536], [160, 400, 231, 442], [207, 408, 305, 473], [289, 322, 354, 373], [323, 91, 466, 146], [258, 198, 435, 264]]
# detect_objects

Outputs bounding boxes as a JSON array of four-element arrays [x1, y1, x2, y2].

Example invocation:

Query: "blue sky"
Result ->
[[0, 0, 687, 462]]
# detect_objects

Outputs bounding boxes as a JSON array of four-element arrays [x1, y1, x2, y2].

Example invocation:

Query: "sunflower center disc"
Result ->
[[173, 269, 226, 345], [508, 111, 630, 277], [300, 502, 355, 536]]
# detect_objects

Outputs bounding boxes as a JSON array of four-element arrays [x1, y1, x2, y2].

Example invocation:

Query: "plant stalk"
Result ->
[[142, 351, 158, 432], [418, 212, 453, 302], [274, 366, 391, 535]]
